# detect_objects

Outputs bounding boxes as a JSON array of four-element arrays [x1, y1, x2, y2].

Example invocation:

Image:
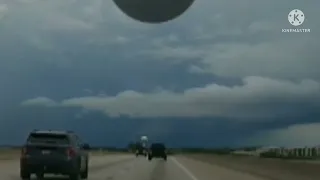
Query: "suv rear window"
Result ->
[[151, 143, 165, 149], [27, 133, 70, 144]]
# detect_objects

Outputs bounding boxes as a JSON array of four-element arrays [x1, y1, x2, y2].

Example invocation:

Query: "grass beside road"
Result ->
[[0, 148, 20, 160], [174, 148, 320, 162], [185, 154, 320, 180], [184, 150, 320, 162]]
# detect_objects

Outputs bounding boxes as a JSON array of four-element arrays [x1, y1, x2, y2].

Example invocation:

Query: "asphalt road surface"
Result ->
[[0, 154, 319, 180]]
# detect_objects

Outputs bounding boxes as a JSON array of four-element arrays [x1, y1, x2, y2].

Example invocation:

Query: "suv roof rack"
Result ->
[[31, 129, 74, 134], [32, 129, 74, 132]]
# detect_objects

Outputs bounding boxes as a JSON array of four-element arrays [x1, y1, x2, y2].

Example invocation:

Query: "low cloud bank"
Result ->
[[21, 76, 320, 120]]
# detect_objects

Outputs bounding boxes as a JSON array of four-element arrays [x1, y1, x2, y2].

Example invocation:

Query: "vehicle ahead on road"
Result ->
[[148, 143, 167, 161], [135, 143, 147, 157], [20, 129, 90, 180]]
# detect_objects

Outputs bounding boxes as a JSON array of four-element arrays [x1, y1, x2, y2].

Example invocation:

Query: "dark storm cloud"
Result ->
[[0, 0, 319, 147]]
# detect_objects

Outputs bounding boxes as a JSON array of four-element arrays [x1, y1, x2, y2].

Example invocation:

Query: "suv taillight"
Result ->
[[67, 148, 76, 158]]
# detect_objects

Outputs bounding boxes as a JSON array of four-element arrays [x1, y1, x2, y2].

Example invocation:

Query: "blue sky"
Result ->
[[0, 0, 319, 148]]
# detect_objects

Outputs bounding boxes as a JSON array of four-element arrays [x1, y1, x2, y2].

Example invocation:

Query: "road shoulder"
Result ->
[[185, 154, 320, 180]]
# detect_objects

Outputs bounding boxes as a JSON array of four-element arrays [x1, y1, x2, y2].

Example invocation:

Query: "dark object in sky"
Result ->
[[113, 0, 195, 23]]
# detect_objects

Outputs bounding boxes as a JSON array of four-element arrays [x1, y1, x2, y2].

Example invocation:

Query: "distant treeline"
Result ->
[[0, 144, 253, 155], [174, 148, 234, 154]]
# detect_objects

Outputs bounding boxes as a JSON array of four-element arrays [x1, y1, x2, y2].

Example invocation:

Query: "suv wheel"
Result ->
[[70, 165, 81, 180], [148, 156, 152, 161], [36, 172, 44, 180], [20, 168, 31, 180], [163, 156, 167, 161], [80, 161, 88, 179], [70, 173, 80, 180], [20, 169, 31, 180]]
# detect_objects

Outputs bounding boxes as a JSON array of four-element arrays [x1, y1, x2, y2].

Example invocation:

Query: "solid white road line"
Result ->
[[171, 157, 200, 180]]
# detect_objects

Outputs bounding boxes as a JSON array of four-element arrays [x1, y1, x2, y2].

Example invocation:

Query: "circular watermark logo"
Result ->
[[288, 9, 305, 26]]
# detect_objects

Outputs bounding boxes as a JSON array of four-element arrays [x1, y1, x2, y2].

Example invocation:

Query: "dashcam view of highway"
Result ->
[[1, 132, 320, 180], [0, 0, 319, 180]]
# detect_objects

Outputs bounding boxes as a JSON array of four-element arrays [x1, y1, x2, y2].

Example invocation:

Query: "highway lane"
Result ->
[[0, 154, 135, 180], [0, 154, 269, 180], [0, 154, 314, 180]]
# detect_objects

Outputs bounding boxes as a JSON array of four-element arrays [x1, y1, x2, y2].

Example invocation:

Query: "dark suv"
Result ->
[[148, 143, 167, 161], [20, 130, 90, 180]]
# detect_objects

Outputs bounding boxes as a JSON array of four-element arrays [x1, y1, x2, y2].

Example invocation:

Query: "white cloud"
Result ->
[[21, 97, 57, 107], [0, 4, 8, 20], [134, 0, 320, 80], [139, 46, 206, 60], [9, 0, 96, 31], [247, 123, 320, 148], [42, 13, 94, 31], [188, 65, 206, 74], [2, 0, 319, 80], [199, 36, 320, 79], [151, 34, 180, 46], [149, 32, 319, 80], [83, 89, 93, 94], [22, 77, 320, 120], [114, 36, 130, 44], [0, 0, 150, 50]]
